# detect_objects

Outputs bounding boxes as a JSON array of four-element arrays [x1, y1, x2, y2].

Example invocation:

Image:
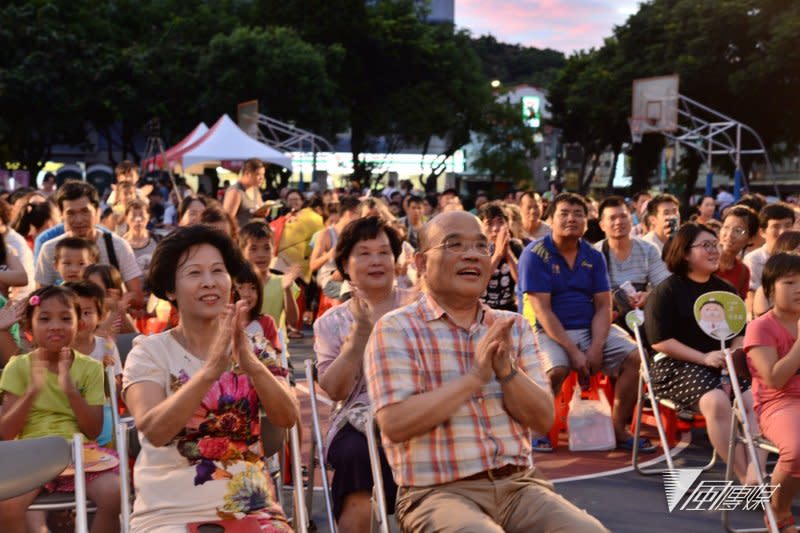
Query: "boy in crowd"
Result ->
[[744, 202, 795, 317], [239, 221, 301, 333], [54, 237, 98, 284]]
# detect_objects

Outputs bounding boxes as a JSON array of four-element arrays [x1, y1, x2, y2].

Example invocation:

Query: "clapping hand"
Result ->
[[57, 347, 76, 395], [29, 352, 47, 395], [473, 313, 515, 384], [202, 305, 235, 380], [232, 300, 265, 376], [0, 299, 25, 331], [493, 226, 510, 259], [349, 288, 398, 336], [282, 264, 303, 290]]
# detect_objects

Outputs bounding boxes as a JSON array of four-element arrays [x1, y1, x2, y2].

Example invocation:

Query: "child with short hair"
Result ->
[[744, 252, 800, 530], [0, 286, 121, 533], [64, 280, 123, 448], [54, 237, 98, 284], [239, 221, 300, 333], [83, 264, 138, 334]]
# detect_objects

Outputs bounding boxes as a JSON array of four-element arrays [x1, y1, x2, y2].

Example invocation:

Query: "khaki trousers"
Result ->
[[395, 468, 609, 533]]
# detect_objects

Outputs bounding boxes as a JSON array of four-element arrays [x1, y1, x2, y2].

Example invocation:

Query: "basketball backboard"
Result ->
[[630, 75, 680, 138]]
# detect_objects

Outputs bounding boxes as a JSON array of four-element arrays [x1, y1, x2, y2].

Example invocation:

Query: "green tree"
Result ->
[[197, 26, 342, 136], [471, 101, 538, 183], [0, 1, 110, 173], [469, 35, 566, 88], [260, 0, 494, 189]]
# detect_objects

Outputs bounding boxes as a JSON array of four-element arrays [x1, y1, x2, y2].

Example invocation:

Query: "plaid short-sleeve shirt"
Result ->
[[365, 293, 551, 488]]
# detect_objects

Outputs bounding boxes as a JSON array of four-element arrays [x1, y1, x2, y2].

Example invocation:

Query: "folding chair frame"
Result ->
[[279, 339, 309, 533], [365, 411, 390, 533], [304, 358, 337, 532], [720, 349, 779, 533], [629, 322, 716, 476]]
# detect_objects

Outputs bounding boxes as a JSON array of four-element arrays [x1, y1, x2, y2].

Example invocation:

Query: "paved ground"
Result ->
[[284, 332, 796, 533]]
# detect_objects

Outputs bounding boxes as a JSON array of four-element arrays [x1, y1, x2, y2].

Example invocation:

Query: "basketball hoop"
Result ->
[[628, 117, 658, 144]]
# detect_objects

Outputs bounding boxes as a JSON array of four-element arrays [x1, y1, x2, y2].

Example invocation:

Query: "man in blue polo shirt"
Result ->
[[519, 192, 652, 453]]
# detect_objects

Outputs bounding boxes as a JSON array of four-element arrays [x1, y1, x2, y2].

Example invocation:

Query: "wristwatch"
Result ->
[[497, 364, 518, 385]]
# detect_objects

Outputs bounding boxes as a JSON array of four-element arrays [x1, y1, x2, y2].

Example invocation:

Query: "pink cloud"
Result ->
[[456, 0, 640, 53]]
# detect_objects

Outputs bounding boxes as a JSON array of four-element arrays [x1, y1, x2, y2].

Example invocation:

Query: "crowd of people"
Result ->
[[1, 157, 800, 532]]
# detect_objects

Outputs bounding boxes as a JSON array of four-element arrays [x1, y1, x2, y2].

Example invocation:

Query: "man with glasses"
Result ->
[[35, 181, 143, 307], [364, 210, 608, 532], [519, 193, 649, 453], [716, 205, 758, 299]]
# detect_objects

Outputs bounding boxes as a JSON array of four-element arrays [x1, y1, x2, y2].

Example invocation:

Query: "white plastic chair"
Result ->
[[304, 358, 337, 532]]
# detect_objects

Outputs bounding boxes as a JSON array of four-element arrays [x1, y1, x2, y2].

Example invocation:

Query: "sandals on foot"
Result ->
[[618, 436, 657, 454], [531, 436, 553, 453]]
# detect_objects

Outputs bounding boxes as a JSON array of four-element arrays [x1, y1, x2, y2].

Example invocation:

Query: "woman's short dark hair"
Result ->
[[334, 216, 402, 281], [477, 201, 508, 223], [178, 195, 208, 222], [234, 262, 264, 322], [762, 252, 800, 300], [148, 225, 246, 306], [663, 222, 717, 277], [722, 205, 759, 238]]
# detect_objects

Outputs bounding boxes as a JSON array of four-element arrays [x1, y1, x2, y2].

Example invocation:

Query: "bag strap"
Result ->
[[602, 239, 613, 284], [103, 232, 120, 270]]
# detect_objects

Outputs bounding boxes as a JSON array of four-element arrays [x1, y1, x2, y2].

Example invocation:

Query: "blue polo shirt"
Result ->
[[517, 235, 610, 330]]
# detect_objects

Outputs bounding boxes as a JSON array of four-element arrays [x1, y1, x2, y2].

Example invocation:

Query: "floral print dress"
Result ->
[[122, 331, 291, 533]]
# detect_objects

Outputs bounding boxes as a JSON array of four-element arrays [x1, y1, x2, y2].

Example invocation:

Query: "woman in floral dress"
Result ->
[[123, 225, 300, 533]]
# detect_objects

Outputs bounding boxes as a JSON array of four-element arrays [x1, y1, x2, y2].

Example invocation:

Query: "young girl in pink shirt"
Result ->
[[744, 252, 800, 531]]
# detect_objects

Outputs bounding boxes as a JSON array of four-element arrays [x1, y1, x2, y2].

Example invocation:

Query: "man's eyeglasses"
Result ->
[[690, 240, 720, 253], [424, 238, 492, 256]]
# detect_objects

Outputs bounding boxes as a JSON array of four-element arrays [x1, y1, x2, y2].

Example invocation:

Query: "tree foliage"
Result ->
[[468, 35, 566, 88], [547, 0, 800, 197]]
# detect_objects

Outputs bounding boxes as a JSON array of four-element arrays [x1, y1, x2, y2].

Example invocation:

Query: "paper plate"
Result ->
[[61, 447, 119, 476]]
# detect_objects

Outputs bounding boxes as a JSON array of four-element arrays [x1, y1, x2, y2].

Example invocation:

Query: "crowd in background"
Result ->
[[3, 158, 800, 532]]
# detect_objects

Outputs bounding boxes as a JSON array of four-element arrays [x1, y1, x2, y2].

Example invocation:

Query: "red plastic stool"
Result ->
[[632, 394, 707, 448]]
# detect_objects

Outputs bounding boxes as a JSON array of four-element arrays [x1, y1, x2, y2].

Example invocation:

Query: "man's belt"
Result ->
[[461, 464, 528, 481]]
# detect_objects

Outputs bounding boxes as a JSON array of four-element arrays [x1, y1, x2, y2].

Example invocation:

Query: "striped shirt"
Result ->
[[364, 293, 550, 488], [593, 237, 670, 290]]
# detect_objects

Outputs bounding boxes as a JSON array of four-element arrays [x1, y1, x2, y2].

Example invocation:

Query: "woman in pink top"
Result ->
[[744, 252, 800, 532]]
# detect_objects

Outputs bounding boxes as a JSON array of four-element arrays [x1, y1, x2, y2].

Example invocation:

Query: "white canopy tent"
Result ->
[[181, 114, 293, 173]]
